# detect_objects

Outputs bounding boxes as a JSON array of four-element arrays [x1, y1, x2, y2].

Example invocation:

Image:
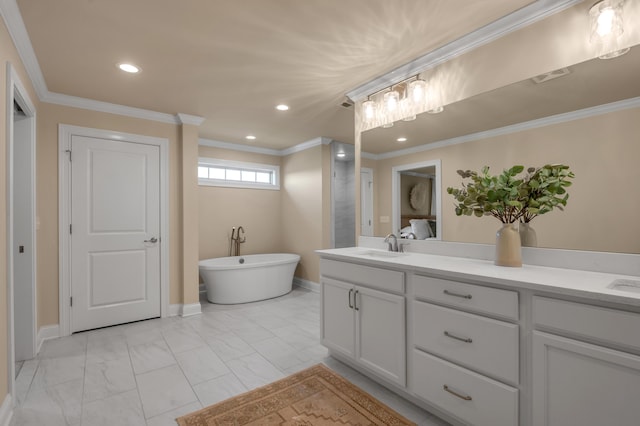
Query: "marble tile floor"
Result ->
[[10, 287, 450, 426]]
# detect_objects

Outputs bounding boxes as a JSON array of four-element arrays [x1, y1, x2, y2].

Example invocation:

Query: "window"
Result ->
[[198, 157, 280, 190]]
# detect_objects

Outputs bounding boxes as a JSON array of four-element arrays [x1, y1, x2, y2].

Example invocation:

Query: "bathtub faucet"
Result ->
[[230, 226, 246, 256]]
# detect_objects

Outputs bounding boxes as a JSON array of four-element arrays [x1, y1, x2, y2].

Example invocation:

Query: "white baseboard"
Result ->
[[169, 304, 181, 317], [180, 302, 202, 317], [0, 393, 13, 426], [293, 277, 319, 293], [37, 324, 60, 354]]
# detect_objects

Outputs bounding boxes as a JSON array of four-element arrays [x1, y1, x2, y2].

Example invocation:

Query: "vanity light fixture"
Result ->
[[358, 74, 444, 130], [117, 63, 140, 73], [589, 0, 630, 59], [276, 104, 289, 111], [245, 135, 256, 140]]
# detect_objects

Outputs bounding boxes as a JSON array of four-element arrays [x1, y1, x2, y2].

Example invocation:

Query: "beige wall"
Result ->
[[198, 146, 283, 259], [36, 103, 184, 326], [280, 145, 329, 283], [372, 106, 640, 254]]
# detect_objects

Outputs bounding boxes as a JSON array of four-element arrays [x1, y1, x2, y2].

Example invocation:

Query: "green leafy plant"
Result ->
[[446, 164, 574, 224], [520, 164, 575, 223]]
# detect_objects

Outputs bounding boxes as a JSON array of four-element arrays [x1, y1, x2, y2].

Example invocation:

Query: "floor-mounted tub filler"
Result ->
[[199, 253, 300, 304]]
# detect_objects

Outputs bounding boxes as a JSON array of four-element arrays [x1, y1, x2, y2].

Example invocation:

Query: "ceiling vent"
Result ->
[[531, 67, 571, 84], [340, 97, 354, 109]]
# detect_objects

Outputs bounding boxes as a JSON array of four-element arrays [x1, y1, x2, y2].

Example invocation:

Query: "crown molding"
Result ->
[[346, 0, 583, 102], [199, 138, 283, 156], [0, 0, 48, 99], [177, 113, 205, 126], [199, 136, 334, 157], [42, 91, 180, 124], [0, 0, 187, 125], [370, 96, 640, 161], [280, 136, 332, 156]]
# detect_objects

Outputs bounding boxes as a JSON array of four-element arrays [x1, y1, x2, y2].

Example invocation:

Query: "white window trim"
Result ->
[[198, 157, 280, 190]]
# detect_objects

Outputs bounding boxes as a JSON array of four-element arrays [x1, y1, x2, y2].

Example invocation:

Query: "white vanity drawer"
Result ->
[[320, 258, 404, 293], [533, 296, 640, 352], [413, 350, 518, 426], [413, 301, 519, 384], [413, 275, 518, 320]]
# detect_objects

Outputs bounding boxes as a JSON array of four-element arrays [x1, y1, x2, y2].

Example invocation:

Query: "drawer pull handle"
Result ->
[[348, 289, 354, 309], [444, 331, 473, 343], [443, 385, 472, 401], [443, 290, 472, 299]]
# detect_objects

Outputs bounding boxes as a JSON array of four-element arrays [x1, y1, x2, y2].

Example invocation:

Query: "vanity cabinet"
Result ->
[[531, 297, 640, 426], [411, 274, 519, 426], [320, 259, 406, 387], [317, 249, 640, 426]]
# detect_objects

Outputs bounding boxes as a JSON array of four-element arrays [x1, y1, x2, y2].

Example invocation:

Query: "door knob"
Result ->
[[144, 237, 158, 243]]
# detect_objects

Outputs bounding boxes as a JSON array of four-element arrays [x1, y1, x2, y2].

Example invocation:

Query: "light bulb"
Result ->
[[383, 90, 400, 113], [408, 79, 427, 104], [362, 100, 376, 122], [597, 7, 616, 36]]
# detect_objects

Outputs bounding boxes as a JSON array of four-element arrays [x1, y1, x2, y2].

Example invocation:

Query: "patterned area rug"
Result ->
[[177, 363, 416, 425]]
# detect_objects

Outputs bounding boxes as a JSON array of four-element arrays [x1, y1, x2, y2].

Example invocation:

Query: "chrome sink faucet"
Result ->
[[384, 233, 398, 252]]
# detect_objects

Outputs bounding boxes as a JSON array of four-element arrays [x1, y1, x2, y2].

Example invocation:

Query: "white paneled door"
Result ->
[[71, 135, 161, 333]]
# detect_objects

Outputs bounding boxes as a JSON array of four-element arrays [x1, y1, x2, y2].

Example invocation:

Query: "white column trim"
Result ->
[[176, 113, 205, 126], [58, 125, 171, 336]]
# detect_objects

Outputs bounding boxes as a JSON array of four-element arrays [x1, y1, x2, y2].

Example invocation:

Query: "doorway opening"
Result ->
[[6, 64, 37, 396]]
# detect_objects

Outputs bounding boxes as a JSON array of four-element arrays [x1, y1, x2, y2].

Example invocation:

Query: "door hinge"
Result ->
[[70, 297, 73, 307], [65, 149, 72, 161], [69, 224, 72, 234]]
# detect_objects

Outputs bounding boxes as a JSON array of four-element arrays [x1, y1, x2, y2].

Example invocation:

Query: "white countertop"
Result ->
[[316, 247, 640, 307]]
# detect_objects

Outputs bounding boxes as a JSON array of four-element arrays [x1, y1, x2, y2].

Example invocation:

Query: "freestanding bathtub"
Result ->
[[199, 253, 300, 304]]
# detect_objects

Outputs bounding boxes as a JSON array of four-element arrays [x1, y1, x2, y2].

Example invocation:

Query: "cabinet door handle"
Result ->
[[443, 385, 472, 401], [354, 290, 360, 311], [444, 331, 473, 343], [348, 289, 354, 309], [443, 289, 472, 299]]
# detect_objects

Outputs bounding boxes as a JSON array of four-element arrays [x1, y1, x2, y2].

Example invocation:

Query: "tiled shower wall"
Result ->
[[334, 159, 355, 248]]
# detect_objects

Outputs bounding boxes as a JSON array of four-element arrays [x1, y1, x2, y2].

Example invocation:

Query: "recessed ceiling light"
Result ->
[[246, 135, 256, 140], [337, 152, 346, 158], [118, 63, 140, 73], [276, 104, 289, 111], [397, 137, 407, 142]]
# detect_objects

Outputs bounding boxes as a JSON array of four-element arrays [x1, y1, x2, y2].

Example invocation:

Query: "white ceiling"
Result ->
[[15, 0, 536, 150]]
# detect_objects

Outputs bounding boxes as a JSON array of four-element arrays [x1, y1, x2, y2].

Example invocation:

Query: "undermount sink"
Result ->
[[357, 250, 408, 259], [607, 279, 640, 294]]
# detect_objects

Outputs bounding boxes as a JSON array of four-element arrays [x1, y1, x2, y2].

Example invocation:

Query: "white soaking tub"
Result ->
[[198, 253, 300, 304]]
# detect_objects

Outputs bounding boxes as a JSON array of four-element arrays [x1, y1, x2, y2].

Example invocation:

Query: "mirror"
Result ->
[[391, 160, 442, 241], [360, 45, 640, 254]]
